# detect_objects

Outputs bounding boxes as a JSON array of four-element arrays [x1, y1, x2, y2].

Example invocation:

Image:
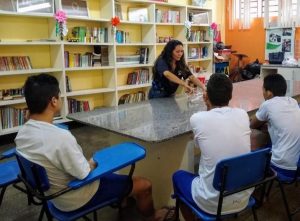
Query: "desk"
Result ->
[[260, 64, 300, 80], [68, 79, 300, 207]]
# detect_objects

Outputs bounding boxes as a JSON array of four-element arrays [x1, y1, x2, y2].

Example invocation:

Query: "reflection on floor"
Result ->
[[0, 125, 300, 221]]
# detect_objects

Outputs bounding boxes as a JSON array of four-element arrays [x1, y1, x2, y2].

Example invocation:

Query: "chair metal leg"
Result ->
[[38, 207, 45, 221], [93, 211, 98, 221], [0, 186, 7, 206], [252, 206, 258, 221], [175, 198, 180, 221], [278, 181, 292, 221], [265, 180, 274, 198]]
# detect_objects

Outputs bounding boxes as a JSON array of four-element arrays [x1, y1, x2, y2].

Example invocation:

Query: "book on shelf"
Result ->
[[116, 55, 140, 65], [128, 7, 148, 22], [189, 11, 209, 25], [0, 56, 32, 71], [65, 76, 72, 92], [68, 98, 90, 113], [0, 88, 24, 100], [116, 30, 130, 43], [118, 91, 146, 105], [127, 69, 150, 85], [155, 9, 180, 23], [139, 47, 149, 64], [0, 106, 27, 129], [64, 51, 93, 68], [69, 26, 108, 43], [115, 1, 123, 20]]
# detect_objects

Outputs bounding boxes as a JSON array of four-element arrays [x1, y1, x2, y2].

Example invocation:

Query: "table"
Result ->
[[68, 79, 300, 207]]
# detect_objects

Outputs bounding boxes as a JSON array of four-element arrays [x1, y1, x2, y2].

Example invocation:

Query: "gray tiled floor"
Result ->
[[0, 125, 300, 221]]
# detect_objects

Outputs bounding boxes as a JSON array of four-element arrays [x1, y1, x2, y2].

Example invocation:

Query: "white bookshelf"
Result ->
[[0, 0, 213, 135]]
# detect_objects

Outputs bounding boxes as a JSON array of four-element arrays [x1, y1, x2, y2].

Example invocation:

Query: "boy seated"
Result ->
[[15, 74, 174, 221], [172, 74, 253, 220], [250, 74, 300, 174]]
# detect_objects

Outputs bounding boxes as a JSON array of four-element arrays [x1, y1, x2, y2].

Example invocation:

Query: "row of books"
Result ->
[[0, 88, 24, 100], [0, 56, 32, 71], [64, 47, 109, 68], [118, 91, 146, 105], [188, 46, 209, 59], [0, 107, 26, 129], [127, 69, 150, 85], [69, 27, 108, 43], [188, 30, 209, 42], [115, 30, 130, 44], [64, 52, 93, 68], [68, 98, 90, 114], [155, 9, 180, 23]]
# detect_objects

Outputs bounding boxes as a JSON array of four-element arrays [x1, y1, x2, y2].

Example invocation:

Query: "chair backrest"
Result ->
[[213, 148, 271, 194], [15, 152, 50, 193]]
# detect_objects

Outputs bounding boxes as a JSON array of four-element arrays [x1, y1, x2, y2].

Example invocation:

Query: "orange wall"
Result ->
[[225, 0, 300, 63]]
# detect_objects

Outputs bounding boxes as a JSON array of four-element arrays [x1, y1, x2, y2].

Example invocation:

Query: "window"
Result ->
[[230, 0, 300, 29]]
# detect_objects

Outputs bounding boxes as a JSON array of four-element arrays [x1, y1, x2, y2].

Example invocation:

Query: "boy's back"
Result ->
[[256, 96, 300, 170]]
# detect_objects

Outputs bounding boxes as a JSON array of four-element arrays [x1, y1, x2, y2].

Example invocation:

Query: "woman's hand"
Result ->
[[183, 82, 195, 94]]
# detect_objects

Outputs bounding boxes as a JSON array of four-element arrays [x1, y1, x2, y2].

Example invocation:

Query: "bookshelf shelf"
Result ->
[[120, 20, 154, 25], [116, 63, 154, 68], [0, 98, 26, 106], [185, 41, 212, 45], [66, 88, 115, 97], [117, 83, 152, 91], [0, 11, 53, 18], [156, 22, 184, 26], [0, 41, 61, 46], [64, 42, 114, 46], [65, 66, 115, 71], [0, 68, 62, 76], [0, 0, 213, 135], [187, 58, 212, 62], [116, 43, 153, 46]]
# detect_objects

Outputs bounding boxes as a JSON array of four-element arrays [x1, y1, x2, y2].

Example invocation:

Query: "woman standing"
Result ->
[[149, 40, 206, 99]]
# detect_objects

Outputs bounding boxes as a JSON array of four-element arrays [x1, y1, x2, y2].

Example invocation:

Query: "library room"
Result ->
[[0, 0, 300, 220]]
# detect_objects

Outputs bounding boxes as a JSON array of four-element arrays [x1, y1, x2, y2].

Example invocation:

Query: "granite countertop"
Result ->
[[68, 79, 300, 142]]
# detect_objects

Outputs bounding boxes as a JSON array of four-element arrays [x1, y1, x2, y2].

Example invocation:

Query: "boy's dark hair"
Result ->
[[207, 74, 233, 106], [263, 74, 287, 96], [24, 74, 60, 114]]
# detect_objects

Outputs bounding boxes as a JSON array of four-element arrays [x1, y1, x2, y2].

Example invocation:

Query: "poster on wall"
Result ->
[[265, 28, 295, 60]]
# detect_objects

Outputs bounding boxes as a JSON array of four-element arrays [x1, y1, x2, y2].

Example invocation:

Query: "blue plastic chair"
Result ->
[[173, 148, 276, 221], [16, 142, 146, 221], [0, 148, 27, 207], [266, 156, 300, 221]]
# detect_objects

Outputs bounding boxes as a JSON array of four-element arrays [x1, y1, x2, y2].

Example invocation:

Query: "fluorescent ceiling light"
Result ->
[[18, 3, 51, 13]]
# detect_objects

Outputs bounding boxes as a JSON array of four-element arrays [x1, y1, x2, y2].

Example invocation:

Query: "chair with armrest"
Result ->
[[173, 148, 276, 221], [0, 147, 28, 207], [16, 142, 146, 221]]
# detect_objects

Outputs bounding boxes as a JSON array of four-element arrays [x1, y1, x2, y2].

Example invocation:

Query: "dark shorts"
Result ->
[[172, 170, 198, 208], [78, 173, 132, 211], [271, 164, 297, 178]]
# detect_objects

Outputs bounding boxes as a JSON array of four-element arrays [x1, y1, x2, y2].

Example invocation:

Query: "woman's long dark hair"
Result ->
[[152, 40, 190, 79]]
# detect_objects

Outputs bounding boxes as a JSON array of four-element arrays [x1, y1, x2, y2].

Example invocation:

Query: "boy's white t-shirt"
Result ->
[[190, 107, 253, 215], [15, 119, 99, 212], [256, 96, 300, 170]]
